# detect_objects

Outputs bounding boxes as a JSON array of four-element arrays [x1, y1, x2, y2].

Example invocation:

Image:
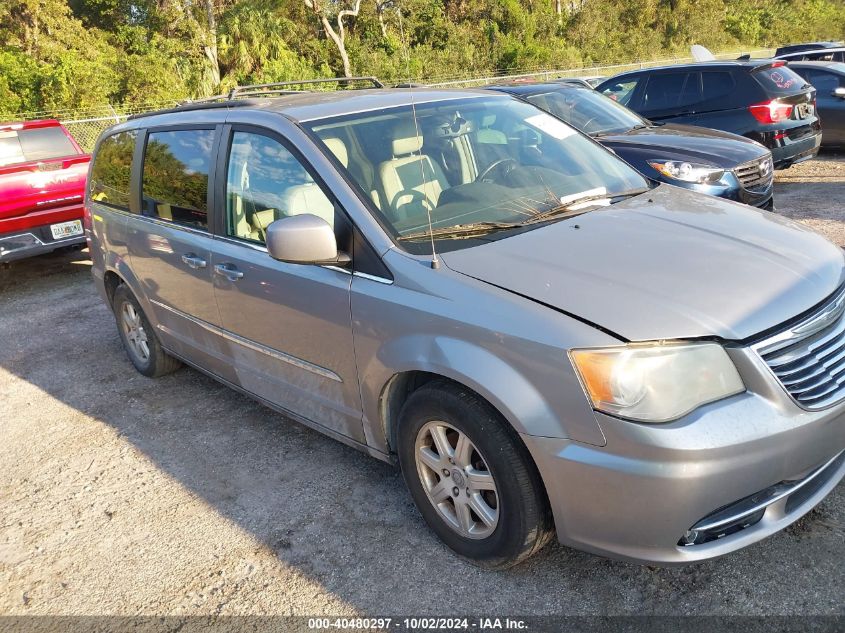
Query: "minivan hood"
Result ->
[[441, 185, 845, 341], [598, 124, 768, 167]]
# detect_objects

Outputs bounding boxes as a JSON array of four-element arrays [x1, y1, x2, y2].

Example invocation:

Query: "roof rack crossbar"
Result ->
[[227, 76, 384, 98]]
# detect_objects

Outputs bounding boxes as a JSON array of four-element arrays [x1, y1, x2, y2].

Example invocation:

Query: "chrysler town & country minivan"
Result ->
[[85, 84, 845, 568]]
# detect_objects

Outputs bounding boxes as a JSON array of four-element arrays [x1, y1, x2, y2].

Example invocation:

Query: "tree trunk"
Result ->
[[202, 0, 221, 91], [319, 14, 352, 77], [377, 10, 388, 38], [305, 0, 360, 78]]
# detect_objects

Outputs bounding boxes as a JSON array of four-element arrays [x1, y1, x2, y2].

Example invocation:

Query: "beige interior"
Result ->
[[378, 121, 449, 221]]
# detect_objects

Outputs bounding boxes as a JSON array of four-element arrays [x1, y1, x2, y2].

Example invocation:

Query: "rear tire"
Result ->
[[112, 284, 181, 378], [396, 380, 553, 569]]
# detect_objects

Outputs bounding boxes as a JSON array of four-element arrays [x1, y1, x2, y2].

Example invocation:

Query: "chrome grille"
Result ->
[[734, 157, 774, 190], [754, 286, 845, 410]]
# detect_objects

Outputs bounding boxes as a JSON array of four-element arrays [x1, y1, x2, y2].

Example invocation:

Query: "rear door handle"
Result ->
[[181, 253, 207, 269], [214, 263, 244, 281]]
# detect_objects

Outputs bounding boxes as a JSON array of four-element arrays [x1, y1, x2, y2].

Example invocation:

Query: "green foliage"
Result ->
[[0, 0, 843, 116]]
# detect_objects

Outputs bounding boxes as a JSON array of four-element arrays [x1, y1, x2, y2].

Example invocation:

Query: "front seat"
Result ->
[[474, 114, 509, 169], [277, 137, 347, 227], [378, 121, 449, 221]]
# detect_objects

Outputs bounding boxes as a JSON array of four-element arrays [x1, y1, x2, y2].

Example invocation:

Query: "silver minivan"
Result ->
[[85, 84, 845, 568]]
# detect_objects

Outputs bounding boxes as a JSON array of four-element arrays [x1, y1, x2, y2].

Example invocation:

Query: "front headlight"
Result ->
[[648, 160, 725, 185], [570, 342, 745, 423]]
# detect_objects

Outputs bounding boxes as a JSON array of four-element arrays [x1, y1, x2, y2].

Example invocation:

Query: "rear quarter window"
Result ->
[[90, 131, 137, 211], [754, 66, 809, 95]]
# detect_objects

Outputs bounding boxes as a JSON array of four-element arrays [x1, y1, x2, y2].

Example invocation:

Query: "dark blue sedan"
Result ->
[[488, 81, 774, 209]]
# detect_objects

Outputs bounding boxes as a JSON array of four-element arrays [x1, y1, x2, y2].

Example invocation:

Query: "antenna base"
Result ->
[[430, 258, 441, 270]]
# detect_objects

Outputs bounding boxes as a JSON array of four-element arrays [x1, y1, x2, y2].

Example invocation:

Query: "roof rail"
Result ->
[[127, 100, 251, 121], [227, 76, 384, 99], [126, 76, 385, 121]]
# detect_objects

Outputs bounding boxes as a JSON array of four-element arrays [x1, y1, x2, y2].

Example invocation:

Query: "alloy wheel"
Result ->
[[414, 420, 499, 539], [121, 301, 150, 363]]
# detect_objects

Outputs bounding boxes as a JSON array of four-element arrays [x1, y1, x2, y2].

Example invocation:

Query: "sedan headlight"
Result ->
[[648, 160, 725, 185], [570, 342, 745, 423]]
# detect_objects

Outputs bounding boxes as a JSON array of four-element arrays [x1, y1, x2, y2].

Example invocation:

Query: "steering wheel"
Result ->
[[476, 158, 518, 183], [389, 189, 434, 217]]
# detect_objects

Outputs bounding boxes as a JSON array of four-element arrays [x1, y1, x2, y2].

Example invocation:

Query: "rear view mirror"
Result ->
[[266, 214, 350, 266], [833, 87, 845, 98]]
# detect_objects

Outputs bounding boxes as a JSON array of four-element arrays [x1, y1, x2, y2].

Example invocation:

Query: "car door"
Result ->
[[209, 123, 364, 443], [126, 125, 231, 375], [799, 68, 845, 145]]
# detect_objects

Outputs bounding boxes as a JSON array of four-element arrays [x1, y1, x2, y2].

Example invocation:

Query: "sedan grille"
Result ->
[[754, 286, 845, 409], [734, 157, 774, 190]]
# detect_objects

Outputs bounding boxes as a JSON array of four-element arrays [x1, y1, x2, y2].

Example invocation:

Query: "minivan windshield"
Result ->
[[523, 87, 648, 136], [305, 96, 648, 253]]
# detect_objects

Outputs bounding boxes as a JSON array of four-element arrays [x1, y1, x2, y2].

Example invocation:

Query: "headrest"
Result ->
[[323, 137, 348, 168], [391, 121, 423, 156], [480, 114, 496, 128]]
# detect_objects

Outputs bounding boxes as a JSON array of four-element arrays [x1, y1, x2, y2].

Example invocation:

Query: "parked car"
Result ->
[[487, 81, 774, 209], [87, 83, 845, 568], [788, 61, 845, 147], [775, 41, 844, 58], [0, 119, 89, 262], [559, 76, 606, 88], [596, 60, 821, 169], [776, 47, 845, 63]]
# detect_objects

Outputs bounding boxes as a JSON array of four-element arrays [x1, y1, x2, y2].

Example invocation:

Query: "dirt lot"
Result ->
[[1, 156, 844, 617]]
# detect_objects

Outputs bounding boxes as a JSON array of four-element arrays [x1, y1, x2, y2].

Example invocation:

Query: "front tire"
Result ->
[[112, 284, 181, 378], [397, 380, 553, 569]]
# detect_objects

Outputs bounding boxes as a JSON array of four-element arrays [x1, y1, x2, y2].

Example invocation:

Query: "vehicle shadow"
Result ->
[[1, 250, 843, 616]]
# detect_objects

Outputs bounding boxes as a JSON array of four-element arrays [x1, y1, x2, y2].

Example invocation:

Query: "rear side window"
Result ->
[[641, 73, 689, 111], [0, 126, 79, 167], [142, 129, 214, 230], [701, 72, 736, 100], [89, 131, 137, 211], [753, 66, 809, 95]]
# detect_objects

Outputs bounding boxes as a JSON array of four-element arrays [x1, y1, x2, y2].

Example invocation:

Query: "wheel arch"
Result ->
[[380, 369, 556, 535]]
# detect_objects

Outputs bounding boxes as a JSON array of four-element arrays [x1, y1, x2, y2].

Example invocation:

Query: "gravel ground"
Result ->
[[1, 156, 844, 617]]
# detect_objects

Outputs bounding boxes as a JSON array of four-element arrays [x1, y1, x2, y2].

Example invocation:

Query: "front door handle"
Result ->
[[214, 263, 244, 281], [181, 253, 207, 269]]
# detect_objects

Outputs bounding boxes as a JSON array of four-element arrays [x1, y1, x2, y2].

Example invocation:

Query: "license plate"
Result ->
[[50, 219, 83, 240]]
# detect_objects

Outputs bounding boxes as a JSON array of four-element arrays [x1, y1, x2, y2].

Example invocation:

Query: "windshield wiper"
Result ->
[[524, 187, 649, 225], [397, 221, 523, 242]]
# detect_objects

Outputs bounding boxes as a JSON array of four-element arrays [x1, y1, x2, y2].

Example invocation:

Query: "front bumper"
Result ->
[[657, 164, 773, 208], [523, 348, 845, 565]]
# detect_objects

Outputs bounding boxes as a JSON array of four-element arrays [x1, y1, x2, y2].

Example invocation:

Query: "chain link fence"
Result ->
[[62, 115, 127, 153]]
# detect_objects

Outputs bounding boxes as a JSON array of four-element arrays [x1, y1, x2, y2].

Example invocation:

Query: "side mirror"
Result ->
[[833, 87, 845, 98], [266, 214, 350, 266]]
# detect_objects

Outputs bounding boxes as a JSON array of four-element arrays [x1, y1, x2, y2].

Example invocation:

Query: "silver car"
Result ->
[[85, 85, 845, 568]]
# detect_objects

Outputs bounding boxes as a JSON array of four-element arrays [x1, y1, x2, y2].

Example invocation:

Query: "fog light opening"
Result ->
[[678, 507, 766, 547]]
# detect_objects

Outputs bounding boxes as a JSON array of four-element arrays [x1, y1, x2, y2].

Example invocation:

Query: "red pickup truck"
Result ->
[[0, 119, 90, 263]]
